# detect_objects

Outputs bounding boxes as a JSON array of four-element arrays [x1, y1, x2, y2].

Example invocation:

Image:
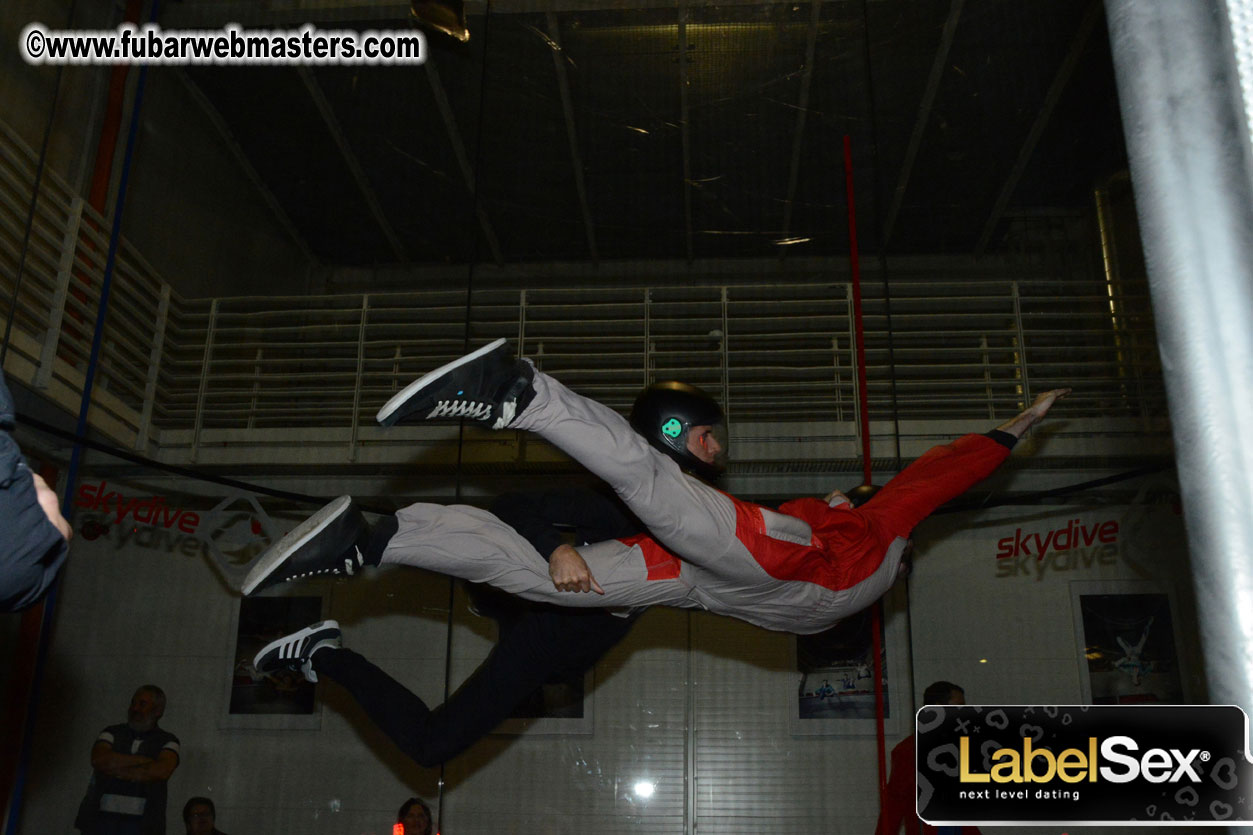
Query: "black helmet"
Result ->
[[629, 382, 726, 480], [846, 484, 881, 507]]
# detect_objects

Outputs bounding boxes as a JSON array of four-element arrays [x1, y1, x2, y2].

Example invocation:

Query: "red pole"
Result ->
[[88, 0, 143, 215], [844, 136, 873, 487], [63, 0, 143, 352], [844, 134, 888, 802]]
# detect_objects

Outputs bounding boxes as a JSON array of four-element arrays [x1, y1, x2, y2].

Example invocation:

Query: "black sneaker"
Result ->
[[253, 620, 342, 683], [242, 496, 368, 595], [376, 338, 535, 428]]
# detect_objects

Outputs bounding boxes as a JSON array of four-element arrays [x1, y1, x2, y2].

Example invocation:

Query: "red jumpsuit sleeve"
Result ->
[[776, 497, 868, 540]]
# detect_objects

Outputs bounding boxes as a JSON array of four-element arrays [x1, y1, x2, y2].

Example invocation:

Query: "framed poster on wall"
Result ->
[[220, 594, 326, 729], [473, 585, 596, 737], [1069, 580, 1185, 705], [790, 583, 910, 737], [493, 669, 595, 736]]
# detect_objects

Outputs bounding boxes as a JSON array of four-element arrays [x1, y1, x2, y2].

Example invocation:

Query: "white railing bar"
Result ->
[[349, 294, 368, 461], [136, 284, 170, 451], [34, 197, 83, 389], [190, 299, 218, 463]]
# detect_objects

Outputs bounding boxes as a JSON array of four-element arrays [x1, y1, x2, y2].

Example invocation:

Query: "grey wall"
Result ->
[[15, 463, 1197, 835]]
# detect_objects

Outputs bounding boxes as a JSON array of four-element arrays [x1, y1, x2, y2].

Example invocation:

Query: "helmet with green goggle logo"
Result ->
[[629, 381, 726, 481]]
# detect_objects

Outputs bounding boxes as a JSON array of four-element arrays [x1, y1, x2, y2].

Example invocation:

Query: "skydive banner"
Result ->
[[917, 705, 1253, 826]]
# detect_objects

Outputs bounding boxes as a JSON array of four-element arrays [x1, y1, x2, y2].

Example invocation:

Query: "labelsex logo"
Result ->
[[960, 736, 1206, 785]]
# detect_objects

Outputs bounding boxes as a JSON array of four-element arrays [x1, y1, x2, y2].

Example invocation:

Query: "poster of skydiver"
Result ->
[[1071, 585, 1183, 704]]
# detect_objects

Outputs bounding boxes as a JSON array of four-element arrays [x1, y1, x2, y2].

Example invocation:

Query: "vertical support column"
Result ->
[[518, 288, 528, 357], [643, 288, 652, 386], [719, 287, 730, 428], [831, 336, 843, 422], [191, 298, 218, 463], [684, 612, 696, 835], [1010, 282, 1032, 409], [1105, 0, 1253, 712], [247, 348, 262, 431], [35, 197, 84, 389], [1095, 178, 1151, 422], [349, 294, 369, 461], [391, 345, 402, 394], [135, 283, 169, 450], [980, 335, 995, 420], [845, 285, 862, 453]]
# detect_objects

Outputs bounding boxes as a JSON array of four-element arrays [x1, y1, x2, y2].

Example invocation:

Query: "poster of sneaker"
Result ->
[[221, 595, 325, 729]]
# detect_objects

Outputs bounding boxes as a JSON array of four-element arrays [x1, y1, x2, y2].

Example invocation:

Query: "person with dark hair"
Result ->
[[181, 797, 228, 835], [75, 686, 180, 835], [243, 340, 1068, 635], [876, 681, 980, 835], [396, 797, 433, 835], [0, 367, 71, 611], [242, 383, 723, 767]]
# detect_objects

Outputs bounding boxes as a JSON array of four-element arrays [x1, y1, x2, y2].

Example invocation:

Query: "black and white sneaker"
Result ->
[[242, 496, 368, 596], [376, 338, 535, 428], [254, 620, 342, 683]]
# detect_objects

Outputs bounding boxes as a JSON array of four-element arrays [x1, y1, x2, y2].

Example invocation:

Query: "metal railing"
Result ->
[[0, 117, 1168, 465]]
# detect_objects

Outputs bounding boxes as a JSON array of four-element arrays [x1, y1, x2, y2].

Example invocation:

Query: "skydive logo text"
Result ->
[[74, 480, 201, 533], [995, 517, 1119, 579]]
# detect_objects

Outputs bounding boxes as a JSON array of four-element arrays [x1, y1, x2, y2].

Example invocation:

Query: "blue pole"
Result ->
[[4, 2, 159, 830]]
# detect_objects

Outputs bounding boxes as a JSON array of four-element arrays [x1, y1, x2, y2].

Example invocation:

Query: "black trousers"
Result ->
[[313, 605, 636, 767]]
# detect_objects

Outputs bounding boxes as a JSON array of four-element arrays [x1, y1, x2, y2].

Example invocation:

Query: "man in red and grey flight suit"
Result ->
[[243, 340, 1068, 637]]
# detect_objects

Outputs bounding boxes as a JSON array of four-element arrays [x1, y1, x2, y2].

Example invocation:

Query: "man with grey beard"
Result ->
[[75, 686, 180, 835]]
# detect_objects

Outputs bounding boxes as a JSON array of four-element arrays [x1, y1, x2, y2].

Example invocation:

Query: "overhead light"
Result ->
[[410, 0, 469, 43], [633, 781, 655, 799]]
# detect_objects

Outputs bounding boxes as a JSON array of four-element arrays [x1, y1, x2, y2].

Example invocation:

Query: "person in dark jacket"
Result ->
[[182, 797, 228, 835], [0, 367, 70, 610], [76, 686, 180, 835], [876, 680, 981, 835]]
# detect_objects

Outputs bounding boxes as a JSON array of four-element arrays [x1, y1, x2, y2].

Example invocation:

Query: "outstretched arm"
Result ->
[[829, 388, 1073, 538], [995, 389, 1071, 439]]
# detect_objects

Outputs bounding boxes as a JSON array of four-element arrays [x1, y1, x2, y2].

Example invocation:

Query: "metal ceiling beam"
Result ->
[[882, 0, 964, 247], [297, 66, 409, 262], [779, 0, 822, 253], [423, 54, 504, 266], [975, 1, 1101, 255], [545, 11, 598, 265], [175, 70, 321, 269], [679, 1, 694, 261]]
